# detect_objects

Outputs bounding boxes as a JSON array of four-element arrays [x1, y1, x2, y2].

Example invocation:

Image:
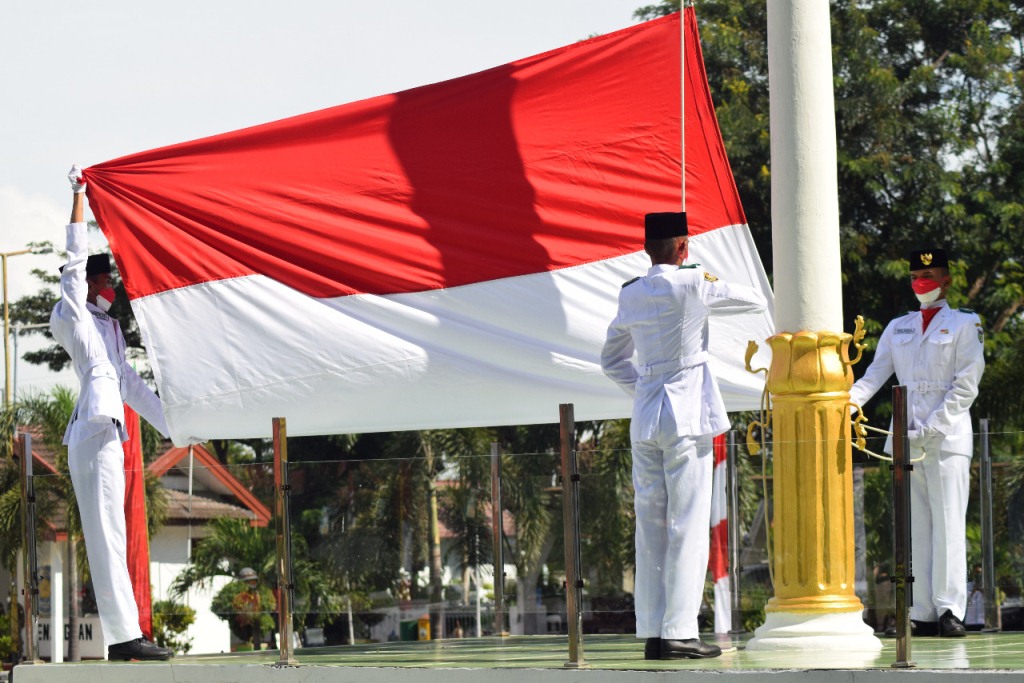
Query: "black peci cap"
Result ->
[[644, 212, 688, 240], [908, 248, 948, 271], [59, 253, 113, 277]]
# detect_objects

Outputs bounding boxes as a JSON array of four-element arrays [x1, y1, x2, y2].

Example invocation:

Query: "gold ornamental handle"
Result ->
[[844, 315, 867, 369], [745, 339, 768, 376], [744, 339, 770, 456]]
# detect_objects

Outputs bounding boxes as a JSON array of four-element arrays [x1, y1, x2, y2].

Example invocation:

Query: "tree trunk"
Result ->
[[428, 478, 444, 638], [517, 532, 556, 635], [461, 562, 471, 607]]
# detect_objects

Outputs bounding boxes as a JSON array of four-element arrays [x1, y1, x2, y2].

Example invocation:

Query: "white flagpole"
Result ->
[[747, 0, 881, 655]]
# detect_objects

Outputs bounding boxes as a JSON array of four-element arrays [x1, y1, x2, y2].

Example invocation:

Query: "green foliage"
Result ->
[[210, 580, 276, 645], [0, 610, 14, 661], [171, 517, 341, 630], [578, 420, 635, 594], [151, 598, 196, 654]]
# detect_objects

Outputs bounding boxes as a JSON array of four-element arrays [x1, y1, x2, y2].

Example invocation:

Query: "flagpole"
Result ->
[[746, 0, 880, 654]]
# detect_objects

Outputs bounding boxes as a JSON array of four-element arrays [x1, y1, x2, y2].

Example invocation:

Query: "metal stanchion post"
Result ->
[[891, 385, 915, 668], [559, 404, 585, 667], [979, 418, 1000, 632], [272, 418, 298, 666], [18, 432, 42, 664], [726, 430, 745, 634], [490, 442, 506, 637]]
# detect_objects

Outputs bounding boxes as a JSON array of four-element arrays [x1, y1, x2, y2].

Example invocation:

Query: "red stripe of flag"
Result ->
[[123, 405, 153, 640], [84, 10, 744, 302]]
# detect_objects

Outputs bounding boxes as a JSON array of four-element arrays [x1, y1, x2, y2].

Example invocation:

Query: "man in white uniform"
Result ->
[[601, 212, 766, 659], [50, 166, 174, 661], [849, 247, 984, 638]]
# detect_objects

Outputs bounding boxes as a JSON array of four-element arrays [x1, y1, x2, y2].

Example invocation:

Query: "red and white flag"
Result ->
[[709, 433, 731, 633], [83, 10, 773, 441]]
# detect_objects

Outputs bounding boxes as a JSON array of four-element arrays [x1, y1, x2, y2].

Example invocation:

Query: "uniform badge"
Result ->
[[920, 252, 933, 266], [703, 271, 719, 282], [939, 329, 949, 335], [976, 322, 984, 343]]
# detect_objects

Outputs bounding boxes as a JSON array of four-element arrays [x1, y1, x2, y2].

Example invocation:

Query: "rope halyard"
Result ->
[[850, 419, 926, 464]]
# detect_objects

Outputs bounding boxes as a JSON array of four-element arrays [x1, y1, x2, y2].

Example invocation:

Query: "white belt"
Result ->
[[641, 351, 710, 376], [908, 381, 953, 392]]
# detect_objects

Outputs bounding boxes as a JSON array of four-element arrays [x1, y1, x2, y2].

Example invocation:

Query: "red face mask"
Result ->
[[911, 277, 942, 304], [96, 287, 116, 312]]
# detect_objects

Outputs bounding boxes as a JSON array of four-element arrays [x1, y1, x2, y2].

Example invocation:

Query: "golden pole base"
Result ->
[[766, 331, 861, 615], [746, 327, 881, 651]]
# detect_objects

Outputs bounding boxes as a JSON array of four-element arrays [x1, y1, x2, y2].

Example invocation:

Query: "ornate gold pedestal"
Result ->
[[745, 324, 881, 652], [765, 330, 862, 614]]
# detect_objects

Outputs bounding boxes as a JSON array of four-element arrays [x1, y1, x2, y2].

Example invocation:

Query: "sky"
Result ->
[[0, 0, 649, 399]]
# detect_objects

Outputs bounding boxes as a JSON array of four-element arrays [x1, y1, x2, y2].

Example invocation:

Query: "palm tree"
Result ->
[[170, 517, 341, 645], [1, 390, 78, 659]]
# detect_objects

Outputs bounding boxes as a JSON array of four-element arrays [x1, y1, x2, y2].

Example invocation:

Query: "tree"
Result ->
[[170, 517, 341, 642]]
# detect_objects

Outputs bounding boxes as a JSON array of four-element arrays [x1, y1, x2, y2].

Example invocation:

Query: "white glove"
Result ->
[[68, 164, 87, 193]]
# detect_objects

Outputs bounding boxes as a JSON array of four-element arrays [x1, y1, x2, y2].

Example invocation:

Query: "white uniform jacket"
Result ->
[[601, 263, 767, 439], [49, 222, 170, 445], [849, 303, 984, 456]]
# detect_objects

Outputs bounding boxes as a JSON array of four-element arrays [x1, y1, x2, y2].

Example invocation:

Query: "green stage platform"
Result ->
[[12, 632, 1024, 682]]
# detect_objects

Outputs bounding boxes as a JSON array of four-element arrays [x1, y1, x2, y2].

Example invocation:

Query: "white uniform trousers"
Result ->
[[909, 444, 970, 622], [632, 420, 713, 640], [68, 423, 143, 647]]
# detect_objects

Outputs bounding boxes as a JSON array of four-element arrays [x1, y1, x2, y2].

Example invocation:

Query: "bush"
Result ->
[[152, 598, 196, 654], [0, 611, 14, 661], [211, 581, 277, 647]]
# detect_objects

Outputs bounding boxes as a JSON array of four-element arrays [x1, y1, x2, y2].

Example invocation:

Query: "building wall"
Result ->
[[150, 525, 232, 655]]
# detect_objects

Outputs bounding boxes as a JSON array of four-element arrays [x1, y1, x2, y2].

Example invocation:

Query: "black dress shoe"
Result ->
[[644, 637, 662, 660], [938, 610, 967, 638], [108, 637, 174, 661], [660, 638, 722, 659]]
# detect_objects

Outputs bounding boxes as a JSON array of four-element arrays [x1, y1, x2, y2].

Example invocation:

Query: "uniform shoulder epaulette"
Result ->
[[959, 307, 976, 314], [621, 277, 640, 288], [678, 263, 700, 270]]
